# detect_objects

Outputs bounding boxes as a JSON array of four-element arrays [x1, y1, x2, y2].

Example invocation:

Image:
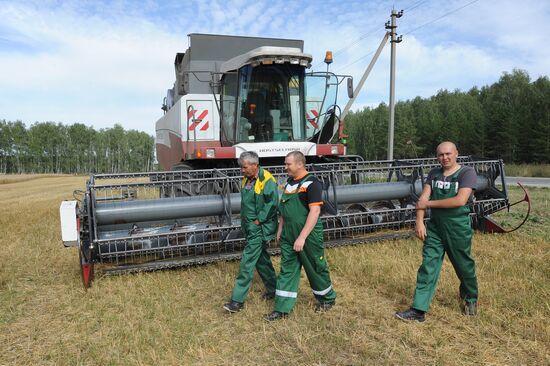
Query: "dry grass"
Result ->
[[505, 164, 550, 178], [0, 173, 74, 185], [0, 176, 549, 365]]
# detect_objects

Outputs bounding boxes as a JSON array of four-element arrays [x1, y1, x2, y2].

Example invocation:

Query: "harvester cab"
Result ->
[[219, 48, 343, 146], [155, 34, 353, 171]]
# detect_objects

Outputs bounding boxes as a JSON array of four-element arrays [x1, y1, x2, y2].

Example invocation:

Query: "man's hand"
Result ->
[[254, 219, 260, 225], [416, 199, 430, 210], [293, 237, 306, 252], [276, 218, 284, 242], [415, 221, 427, 241]]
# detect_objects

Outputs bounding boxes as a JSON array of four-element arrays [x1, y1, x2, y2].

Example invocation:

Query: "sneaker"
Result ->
[[223, 300, 243, 313], [261, 292, 275, 300], [314, 301, 335, 312], [263, 311, 288, 321], [464, 301, 477, 316], [395, 308, 425, 322]]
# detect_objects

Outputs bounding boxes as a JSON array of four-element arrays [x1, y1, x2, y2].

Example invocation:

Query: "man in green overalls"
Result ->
[[264, 151, 337, 321], [396, 141, 479, 322], [223, 151, 278, 313]]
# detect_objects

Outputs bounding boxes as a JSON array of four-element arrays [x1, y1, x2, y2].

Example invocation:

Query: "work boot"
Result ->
[[395, 308, 425, 322], [263, 311, 288, 321], [314, 301, 335, 312], [464, 301, 477, 316], [223, 300, 243, 313], [261, 292, 275, 300]]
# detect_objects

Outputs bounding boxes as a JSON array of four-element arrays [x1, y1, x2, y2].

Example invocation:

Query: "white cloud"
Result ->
[[327, 0, 550, 111], [0, 0, 547, 135], [0, 2, 182, 134], [394, 36, 512, 98]]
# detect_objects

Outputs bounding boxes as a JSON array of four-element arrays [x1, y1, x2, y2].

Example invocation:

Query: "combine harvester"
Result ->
[[60, 34, 530, 288]]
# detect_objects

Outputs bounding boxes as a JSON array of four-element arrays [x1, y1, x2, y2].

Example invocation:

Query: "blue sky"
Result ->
[[0, 0, 548, 135]]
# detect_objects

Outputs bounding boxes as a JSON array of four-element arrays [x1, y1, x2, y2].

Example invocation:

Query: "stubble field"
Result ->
[[0, 175, 549, 365]]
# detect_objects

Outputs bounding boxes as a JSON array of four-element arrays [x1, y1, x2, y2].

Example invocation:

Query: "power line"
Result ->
[[404, 0, 429, 12], [313, 0, 429, 70], [335, 49, 377, 73], [334, 0, 482, 73], [402, 0, 480, 36], [312, 24, 382, 70], [332, 25, 381, 56]]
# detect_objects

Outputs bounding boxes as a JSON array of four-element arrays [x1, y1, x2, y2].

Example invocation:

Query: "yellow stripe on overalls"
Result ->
[[254, 170, 276, 194]]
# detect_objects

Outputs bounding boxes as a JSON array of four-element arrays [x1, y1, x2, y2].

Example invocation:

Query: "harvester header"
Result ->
[[60, 157, 529, 288]]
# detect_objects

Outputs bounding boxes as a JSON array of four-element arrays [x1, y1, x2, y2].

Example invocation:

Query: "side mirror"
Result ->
[[347, 77, 354, 99]]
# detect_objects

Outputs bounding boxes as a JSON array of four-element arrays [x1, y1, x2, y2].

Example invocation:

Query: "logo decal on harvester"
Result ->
[[305, 109, 319, 129], [187, 109, 210, 131]]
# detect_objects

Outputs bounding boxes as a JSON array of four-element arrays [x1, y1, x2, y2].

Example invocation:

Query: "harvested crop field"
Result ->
[[1, 176, 549, 365]]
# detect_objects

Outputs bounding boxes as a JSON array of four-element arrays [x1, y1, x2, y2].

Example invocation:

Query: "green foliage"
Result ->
[[346, 103, 389, 160], [344, 69, 550, 163], [0, 120, 154, 174]]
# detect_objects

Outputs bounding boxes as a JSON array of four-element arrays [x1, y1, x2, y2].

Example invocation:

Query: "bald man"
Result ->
[[396, 142, 479, 322]]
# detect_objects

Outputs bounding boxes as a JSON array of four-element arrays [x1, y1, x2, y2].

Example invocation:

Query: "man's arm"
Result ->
[[416, 188, 472, 209], [417, 167, 476, 210], [415, 184, 432, 240], [293, 205, 321, 252], [276, 216, 284, 241], [256, 179, 278, 224]]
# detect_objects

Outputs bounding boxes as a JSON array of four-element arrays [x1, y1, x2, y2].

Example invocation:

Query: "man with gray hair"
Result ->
[[223, 151, 278, 313]]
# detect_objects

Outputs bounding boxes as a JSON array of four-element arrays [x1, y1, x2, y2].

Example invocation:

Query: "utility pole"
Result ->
[[340, 32, 390, 122], [385, 9, 403, 161]]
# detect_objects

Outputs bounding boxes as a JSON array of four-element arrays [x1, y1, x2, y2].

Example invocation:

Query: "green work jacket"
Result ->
[[240, 167, 279, 241]]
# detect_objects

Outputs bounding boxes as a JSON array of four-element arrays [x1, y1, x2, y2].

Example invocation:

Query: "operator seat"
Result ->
[[245, 91, 273, 142]]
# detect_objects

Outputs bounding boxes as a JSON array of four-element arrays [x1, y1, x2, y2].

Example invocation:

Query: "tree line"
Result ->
[[0, 122, 155, 174], [345, 69, 550, 163], [1, 69, 547, 174]]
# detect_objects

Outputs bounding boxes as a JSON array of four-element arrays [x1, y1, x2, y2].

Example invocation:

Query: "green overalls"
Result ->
[[274, 174, 336, 313], [412, 167, 478, 312], [230, 168, 278, 303]]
